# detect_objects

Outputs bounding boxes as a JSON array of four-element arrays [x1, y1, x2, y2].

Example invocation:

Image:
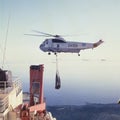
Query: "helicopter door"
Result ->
[[57, 44, 60, 51], [44, 39, 52, 50]]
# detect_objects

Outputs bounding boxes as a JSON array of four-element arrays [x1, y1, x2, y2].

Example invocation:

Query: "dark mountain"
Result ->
[[47, 104, 120, 120]]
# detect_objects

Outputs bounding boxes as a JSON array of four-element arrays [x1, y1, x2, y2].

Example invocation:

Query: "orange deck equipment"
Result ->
[[29, 64, 46, 112]]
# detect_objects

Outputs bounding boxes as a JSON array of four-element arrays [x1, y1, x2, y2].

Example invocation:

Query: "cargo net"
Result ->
[[55, 54, 61, 89]]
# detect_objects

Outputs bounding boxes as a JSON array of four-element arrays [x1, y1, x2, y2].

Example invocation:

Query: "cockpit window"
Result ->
[[52, 39, 66, 43]]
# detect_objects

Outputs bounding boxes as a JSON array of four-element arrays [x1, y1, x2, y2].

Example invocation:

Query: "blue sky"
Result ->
[[0, 0, 120, 105]]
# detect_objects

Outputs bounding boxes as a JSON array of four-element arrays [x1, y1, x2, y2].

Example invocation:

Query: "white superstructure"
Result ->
[[0, 69, 23, 120]]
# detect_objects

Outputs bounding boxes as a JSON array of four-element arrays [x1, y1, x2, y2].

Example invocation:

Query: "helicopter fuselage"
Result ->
[[39, 37, 103, 54]]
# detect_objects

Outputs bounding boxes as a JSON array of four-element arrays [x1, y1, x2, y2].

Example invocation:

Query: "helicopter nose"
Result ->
[[40, 44, 45, 52], [40, 44, 43, 50]]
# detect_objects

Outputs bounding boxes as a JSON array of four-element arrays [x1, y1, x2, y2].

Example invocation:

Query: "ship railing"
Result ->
[[0, 77, 22, 113], [0, 81, 13, 94], [12, 77, 22, 96], [0, 95, 9, 113], [0, 77, 22, 94]]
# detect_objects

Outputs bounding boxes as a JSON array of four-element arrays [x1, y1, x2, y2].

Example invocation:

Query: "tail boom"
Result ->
[[93, 40, 104, 48]]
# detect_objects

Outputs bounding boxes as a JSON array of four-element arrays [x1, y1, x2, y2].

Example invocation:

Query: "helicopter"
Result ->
[[25, 31, 103, 89], [25, 31, 104, 56]]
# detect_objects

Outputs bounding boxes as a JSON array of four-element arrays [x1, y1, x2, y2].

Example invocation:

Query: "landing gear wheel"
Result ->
[[78, 53, 80, 56], [54, 52, 57, 55], [48, 52, 51, 55]]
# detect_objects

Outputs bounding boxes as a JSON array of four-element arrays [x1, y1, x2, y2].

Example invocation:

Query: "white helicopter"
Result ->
[[25, 31, 104, 56]]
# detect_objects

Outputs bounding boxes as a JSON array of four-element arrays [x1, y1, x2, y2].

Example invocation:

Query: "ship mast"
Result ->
[[2, 14, 11, 69]]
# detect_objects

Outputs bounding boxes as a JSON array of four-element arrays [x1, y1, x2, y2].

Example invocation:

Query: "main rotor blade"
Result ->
[[24, 33, 49, 37], [32, 30, 54, 37]]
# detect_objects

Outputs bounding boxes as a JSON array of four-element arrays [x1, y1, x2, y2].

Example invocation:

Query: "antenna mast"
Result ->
[[2, 14, 11, 69]]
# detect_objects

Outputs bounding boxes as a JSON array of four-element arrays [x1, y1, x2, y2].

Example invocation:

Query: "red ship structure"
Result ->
[[0, 64, 56, 120]]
